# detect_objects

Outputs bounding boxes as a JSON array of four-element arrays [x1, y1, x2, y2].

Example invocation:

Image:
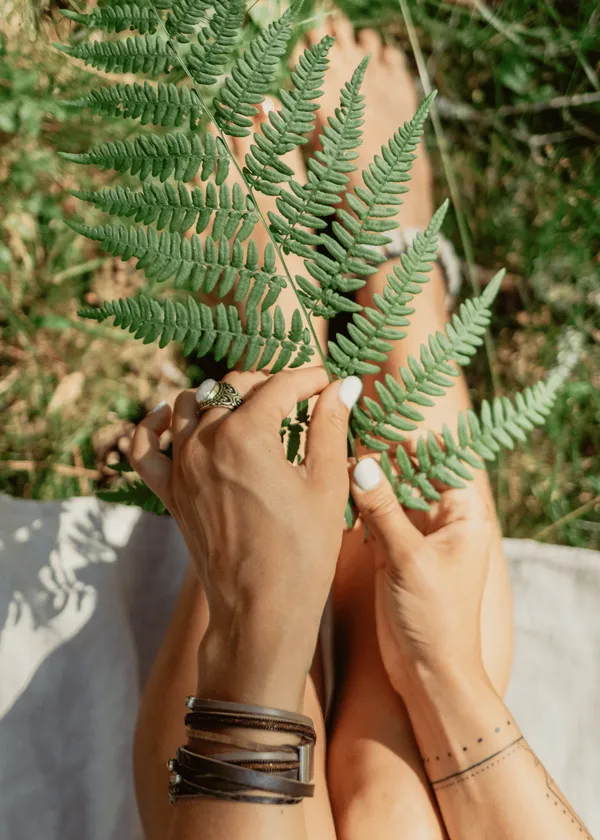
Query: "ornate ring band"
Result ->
[[196, 378, 244, 417]]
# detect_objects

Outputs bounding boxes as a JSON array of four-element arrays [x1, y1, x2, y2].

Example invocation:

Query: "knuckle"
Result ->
[[328, 409, 349, 437], [364, 489, 399, 520]]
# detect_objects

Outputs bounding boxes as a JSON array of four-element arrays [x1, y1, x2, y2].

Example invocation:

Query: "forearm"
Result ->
[[403, 666, 591, 840], [166, 626, 310, 840]]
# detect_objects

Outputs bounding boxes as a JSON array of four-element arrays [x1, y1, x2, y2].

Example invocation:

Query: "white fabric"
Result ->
[[0, 494, 598, 837]]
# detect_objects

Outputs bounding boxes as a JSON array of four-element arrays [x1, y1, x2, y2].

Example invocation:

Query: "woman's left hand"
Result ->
[[129, 368, 362, 710]]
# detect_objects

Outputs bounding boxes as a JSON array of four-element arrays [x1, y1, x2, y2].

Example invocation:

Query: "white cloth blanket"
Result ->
[[0, 494, 598, 839]]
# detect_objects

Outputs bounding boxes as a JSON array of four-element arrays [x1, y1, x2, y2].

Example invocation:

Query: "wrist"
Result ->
[[196, 624, 308, 714]]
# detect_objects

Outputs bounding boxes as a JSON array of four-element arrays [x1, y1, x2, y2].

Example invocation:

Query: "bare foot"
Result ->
[[306, 16, 434, 230]]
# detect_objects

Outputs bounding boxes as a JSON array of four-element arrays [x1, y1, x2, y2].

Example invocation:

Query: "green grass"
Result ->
[[1, 0, 598, 547]]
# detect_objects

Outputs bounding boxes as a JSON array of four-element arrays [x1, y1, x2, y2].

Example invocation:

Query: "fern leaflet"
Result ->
[[59, 132, 229, 183], [72, 180, 257, 239], [56, 37, 176, 75], [244, 36, 334, 195], [214, 2, 300, 137], [189, 0, 243, 85], [269, 57, 368, 259], [79, 293, 314, 371]]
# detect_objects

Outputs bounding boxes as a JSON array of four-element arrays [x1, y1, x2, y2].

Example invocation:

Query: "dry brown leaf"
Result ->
[[46, 371, 85, 414]]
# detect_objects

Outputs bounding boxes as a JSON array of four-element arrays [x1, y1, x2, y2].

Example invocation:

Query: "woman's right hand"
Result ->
[[350, 456, 496, 694]]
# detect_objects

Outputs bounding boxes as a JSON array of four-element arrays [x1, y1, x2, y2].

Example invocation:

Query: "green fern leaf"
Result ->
[[353, 267, 505, 449], [390, 375, 562, 508], [166, 0, 211, 42], [270, 57, 367, 258], [188, 0, 243, 85], [97, 480, 168, 514], [60, 5, 160, 35], [71, 180, 258, 240], [65, 82, 203, 129], [214, 1, 300, 137], [55, 37, 176, 75], [300, 92, 436, 318], [329, 200, 450, 379], [67, 220, 286, 305], [78, 293, 314, 370], [59, 131, 229, 184], [244, 35, 334, 194]]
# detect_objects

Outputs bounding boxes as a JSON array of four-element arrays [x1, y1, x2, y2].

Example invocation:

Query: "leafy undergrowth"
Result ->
[[1, 0, 598, 547]]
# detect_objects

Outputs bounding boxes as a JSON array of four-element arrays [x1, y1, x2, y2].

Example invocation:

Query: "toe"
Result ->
[[382, 43, 406, 68], [329, 14, 355, 49], [306, 16, 331, 46], [357, 28, 382, 57]]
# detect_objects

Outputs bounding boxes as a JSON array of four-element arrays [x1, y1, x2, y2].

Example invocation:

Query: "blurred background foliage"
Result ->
[[0, 0, 598, 546]]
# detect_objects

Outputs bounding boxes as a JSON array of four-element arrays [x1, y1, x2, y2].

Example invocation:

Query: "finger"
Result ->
[[195, 371, 268, 434], [351, 457, 424, 561], [304, 375, 362, 486], [236, 367, 330, 434], [129, 401, 174, 508], [172, 389, 199, 463]]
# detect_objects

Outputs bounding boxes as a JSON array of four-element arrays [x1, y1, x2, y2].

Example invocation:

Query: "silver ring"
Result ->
[[195, 378, 243, 417]]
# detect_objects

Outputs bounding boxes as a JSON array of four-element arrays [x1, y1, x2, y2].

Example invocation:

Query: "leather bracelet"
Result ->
[[184, 711, 316, 743], [185, 698, 314, 729], [172, 776, 301, 806], [173, 749, 315, 798]]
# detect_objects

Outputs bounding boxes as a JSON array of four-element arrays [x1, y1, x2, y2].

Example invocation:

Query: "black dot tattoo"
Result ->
[[478, 738, 483, 743], [495, 727, 501, 733], [463, 747, 468, 752]]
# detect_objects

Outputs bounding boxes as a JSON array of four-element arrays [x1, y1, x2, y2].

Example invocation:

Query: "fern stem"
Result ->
[[146, 2, 331, 377]]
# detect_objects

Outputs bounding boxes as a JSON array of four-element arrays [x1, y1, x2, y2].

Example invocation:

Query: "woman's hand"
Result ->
[[129, 368, 362, 710], [350, 456, 495, 695]]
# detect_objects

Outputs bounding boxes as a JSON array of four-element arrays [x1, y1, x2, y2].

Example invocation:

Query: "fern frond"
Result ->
[[386, 375, 562, 509], [60, 4, 160, 35], [56, 37, 176, 75], [165, 0, 211, 42], [214, 2, 299, 137], [78, 293, 314, 371], [65, 82, 203, 129], [269, 57, 367, 257], [188, 0, 243, 85], [244, 36, 334, 195], [328, 201, 450, 380], [298, 92, 436, 318], [72, 181, 258, 239], [353, 268, 505, 450], [97, 480, 168, 514], [59, 132, 230, 184], [67, 221, 286, 308]]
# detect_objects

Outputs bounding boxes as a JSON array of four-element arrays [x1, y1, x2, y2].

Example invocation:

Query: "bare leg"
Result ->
[[315, 17, 513, 840], [133, 129, 335, 840]]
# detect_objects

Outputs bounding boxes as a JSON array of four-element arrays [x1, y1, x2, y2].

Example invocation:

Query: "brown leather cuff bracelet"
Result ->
[[169, 697, 316, 805], [174, 748, 315, 798]]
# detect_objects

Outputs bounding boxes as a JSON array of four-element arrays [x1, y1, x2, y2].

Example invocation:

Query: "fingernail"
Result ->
[[150, 400, 167, 414], [339, 376, 363, 410], [354, 458, 381, 491]]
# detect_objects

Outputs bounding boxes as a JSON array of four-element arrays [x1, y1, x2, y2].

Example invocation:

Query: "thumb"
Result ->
[[351, 457, 424, 561], [304, 375, 363, 486], [129, 400, 174, 508]]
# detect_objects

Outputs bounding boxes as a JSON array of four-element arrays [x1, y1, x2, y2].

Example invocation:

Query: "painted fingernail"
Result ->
[[339, 376, 363, 410], [354, 458, 381, 491], [150, 400, 167, 414]]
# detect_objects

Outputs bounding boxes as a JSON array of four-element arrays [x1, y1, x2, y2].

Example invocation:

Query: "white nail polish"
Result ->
[[339, 376, 363, 410], [354, 458, 381, 491], [150, 400, 167, 414]]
